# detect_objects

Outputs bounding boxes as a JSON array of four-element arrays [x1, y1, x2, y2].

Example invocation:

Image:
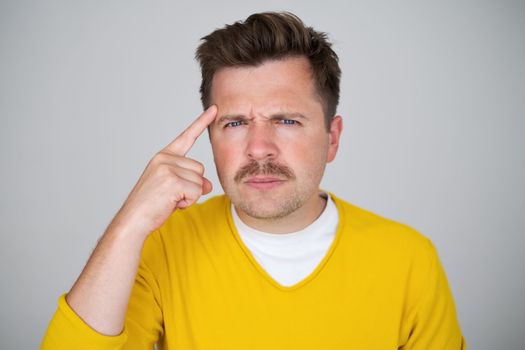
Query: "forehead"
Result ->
[[210, 57, 323, 115]]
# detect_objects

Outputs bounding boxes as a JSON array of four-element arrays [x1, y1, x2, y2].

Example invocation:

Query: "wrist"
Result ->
[[106, 216, 152, 243]]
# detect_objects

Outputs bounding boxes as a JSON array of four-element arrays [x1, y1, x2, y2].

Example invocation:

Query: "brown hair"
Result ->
[[195, 11, 341, 129]]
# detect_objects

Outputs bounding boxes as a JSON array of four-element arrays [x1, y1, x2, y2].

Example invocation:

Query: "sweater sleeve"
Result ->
[[40, 294, 128, 350], [400, 239, 467, 350], [40, 234, 164, 350]]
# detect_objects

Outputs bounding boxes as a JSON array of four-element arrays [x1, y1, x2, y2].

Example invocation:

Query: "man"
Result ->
[[42, 12, 466, 349]]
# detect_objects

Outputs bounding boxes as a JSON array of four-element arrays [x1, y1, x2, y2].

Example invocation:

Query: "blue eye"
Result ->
[[225, 121, 243, 128], [280, 119, 298, 125]]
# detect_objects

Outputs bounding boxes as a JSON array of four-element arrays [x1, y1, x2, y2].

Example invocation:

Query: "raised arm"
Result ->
[[58, 105, 217, 336]]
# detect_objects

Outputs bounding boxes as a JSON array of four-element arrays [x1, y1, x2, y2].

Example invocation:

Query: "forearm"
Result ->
[[48, 106, 216, 339], [65, 220, 149, 336]]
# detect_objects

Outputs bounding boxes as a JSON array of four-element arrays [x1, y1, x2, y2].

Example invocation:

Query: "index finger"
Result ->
[[163, 105, 218, 155]]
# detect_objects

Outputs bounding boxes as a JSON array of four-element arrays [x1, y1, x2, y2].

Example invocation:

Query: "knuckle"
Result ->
[[187, 181, 202, 195], [182, 157, 204, 173], [156, 164, 175, 179], [196, 175, 204, 186], [193, 161, 205, 174], [150, 152, 167, 166]]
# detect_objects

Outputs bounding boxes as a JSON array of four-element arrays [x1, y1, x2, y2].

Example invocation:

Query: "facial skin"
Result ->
[[209, 56, 343, 233]]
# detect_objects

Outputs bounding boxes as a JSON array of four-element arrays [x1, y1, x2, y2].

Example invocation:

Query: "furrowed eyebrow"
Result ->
[[217, 112, 307, 124], [216, 114, 248, 124], [270, 113, 307, 120]]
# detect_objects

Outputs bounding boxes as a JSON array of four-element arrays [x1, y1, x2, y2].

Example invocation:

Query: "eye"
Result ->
[[224, 120, 244, 128], [279, 119, 299, 125]]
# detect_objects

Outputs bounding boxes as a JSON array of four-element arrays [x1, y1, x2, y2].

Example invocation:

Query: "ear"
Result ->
[[326, 115, 343, 163]]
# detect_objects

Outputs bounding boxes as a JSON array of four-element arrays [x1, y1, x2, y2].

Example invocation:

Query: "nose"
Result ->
[[245, 123, 279, 161]]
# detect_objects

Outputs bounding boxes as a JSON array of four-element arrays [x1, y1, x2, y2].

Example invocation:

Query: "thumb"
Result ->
[[202, 177, 213, 195]]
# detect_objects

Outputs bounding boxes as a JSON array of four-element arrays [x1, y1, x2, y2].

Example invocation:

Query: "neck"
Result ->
[[234, 192, 328, 234]]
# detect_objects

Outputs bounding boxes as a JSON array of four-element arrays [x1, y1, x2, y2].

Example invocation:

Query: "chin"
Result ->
[[230, 192, 307, 221]]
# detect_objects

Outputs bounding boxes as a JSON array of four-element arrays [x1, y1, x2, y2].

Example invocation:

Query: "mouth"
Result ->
[[243, 176, 287, 190]]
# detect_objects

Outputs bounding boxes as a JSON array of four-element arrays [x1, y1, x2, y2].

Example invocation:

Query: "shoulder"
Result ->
[[330, 193, 435, 260]]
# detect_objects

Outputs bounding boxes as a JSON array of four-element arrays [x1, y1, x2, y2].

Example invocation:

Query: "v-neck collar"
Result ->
[[224, 192, 345, 292]]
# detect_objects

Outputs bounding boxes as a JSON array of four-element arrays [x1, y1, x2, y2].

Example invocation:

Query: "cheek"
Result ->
[[211, 140, 238, 174], [291, 133, 330, 159], [304, 146, 330, 177]]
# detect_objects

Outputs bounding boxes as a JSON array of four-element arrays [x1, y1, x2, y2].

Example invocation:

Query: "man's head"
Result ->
[[195, 12, 343, 229], [196, 11, 341, 129]]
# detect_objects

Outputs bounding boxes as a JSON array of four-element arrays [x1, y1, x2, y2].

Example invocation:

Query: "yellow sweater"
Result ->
[[41, 194, 466, 349]]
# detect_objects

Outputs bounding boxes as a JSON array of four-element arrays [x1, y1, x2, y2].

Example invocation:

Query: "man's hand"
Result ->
[[63, 105, 217, 336], [111, 105, 218, 237]]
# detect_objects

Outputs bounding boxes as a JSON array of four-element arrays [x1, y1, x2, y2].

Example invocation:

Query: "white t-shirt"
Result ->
[[231, 193, 339, 287]]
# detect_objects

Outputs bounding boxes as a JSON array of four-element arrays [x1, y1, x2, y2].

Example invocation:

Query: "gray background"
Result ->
[[1, 0, 524, 349]]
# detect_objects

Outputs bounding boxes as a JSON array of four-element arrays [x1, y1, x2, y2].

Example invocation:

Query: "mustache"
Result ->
[[234, 160, 296, 183]]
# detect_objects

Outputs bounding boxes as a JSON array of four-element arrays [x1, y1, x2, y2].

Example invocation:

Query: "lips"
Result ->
[[244, 176, 286, 189]]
